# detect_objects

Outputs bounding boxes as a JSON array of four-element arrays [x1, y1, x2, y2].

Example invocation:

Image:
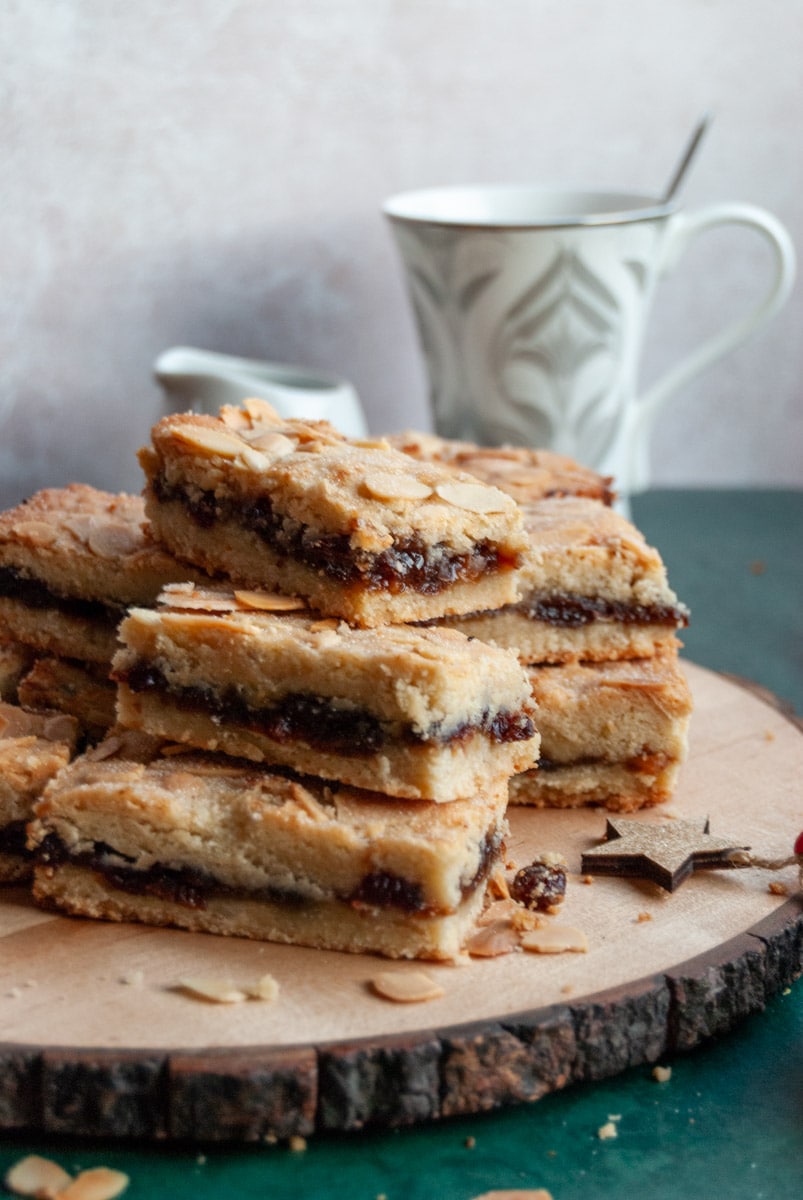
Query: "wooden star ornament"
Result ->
[[581, 817, 750, 892]]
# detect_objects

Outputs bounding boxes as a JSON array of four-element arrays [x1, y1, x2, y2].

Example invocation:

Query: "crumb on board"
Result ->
[[768, 880, 788, 896], [636, 911, 653, 923], [288, 1135, 307, 1153], [597, 1121, 618, 1140], [652, 1065, 672, 1083]]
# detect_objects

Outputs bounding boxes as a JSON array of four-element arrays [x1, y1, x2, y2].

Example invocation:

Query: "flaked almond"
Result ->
[[171, 423, 247, 459], [353, 436, 392, 451], [178, 977, 248, 1004], [477, 898, 520, 925], [42, 714, 78, 744], [9, 520, 60, 546], [434, 481, 513, 513], [239, 446, 275, 472], [520, 925, 589, 955], [240, 430, 295, 457], [58, 1167, 129, 1200], [86, 736, 124, 761], [465, 920, 521, 958], [362, 471, 433, 502], [87, 522, 142, 559], [309, 618, 340, 632], [158, 584, 239, 612], [242, 397, 281, 423], [4, 1154, 73, 1198], [371, 970, 445, 1003], [219, 405, 251, 430], [233, 589, 308, 612], [243, 973, 280, 1002], [510, 907, 546, 933]]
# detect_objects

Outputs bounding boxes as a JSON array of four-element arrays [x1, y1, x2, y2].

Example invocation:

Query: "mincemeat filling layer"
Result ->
[[0, 820, 30, 857], [114, 661, 536, 749], [518, 592, 688, 628], [35, 828, 502, 916], [537, 750, 672, 773], [0, 565, 125, 626], [151, 474, 518, 594]]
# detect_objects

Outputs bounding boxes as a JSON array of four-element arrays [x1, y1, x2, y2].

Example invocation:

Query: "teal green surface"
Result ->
[[1, 490, 801, 1199]]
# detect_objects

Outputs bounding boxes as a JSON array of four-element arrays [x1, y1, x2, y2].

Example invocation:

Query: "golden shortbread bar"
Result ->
[[139, 403, 529, 627], [0, 701, 78, 882], [509, 653, 693, 812], [112, 586, 540, 802], [0, 485, 208, 664], [18, 657, 117, 743], [29, 732, 509, 960], [438, 497, 688, 664], [389, 430, 616, 505]]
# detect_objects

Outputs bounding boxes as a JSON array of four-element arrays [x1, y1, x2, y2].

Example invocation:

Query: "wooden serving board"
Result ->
[[1, 662, 801, 1142]]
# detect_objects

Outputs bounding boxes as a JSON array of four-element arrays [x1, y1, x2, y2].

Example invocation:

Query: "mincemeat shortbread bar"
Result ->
[[0, 701, 78, 882], [509, 653, 693, 811], [29, 731, 509, 960], [437, 497, 688, 664], [139, 402, 529, 627], [0, 484, 208, 665], [112, 585, 540, 802]]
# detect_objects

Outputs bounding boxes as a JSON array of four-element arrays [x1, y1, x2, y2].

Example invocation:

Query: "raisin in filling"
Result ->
[[35, 830, 500, 915], [518, 592, 688, 629], [151, 473, 517, 594], [0, 820, 30, 857], [0, 566, 125, 625], [114, 661, 535, 749]]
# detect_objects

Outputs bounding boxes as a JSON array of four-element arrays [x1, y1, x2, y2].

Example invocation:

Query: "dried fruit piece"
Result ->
[[510, 854, 567, 912], [4, 1154, 73, 1198], [58, 1167, 129, 1200], [434, 481, 514, 513], [178, 977, 248, 1004], [233, 589, 308, 612], [520, 925, 588, 955], [362, 471, 433, 502], [371, 970, 445, 1003]]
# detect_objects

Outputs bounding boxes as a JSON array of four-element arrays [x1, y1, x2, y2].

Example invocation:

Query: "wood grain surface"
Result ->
[[1, 661, 800, 1141]]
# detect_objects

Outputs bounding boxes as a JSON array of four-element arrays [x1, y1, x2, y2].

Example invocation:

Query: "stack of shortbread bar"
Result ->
[[390, 432, 693, 812], [0, 400, 692, 959], [10, 402, 550, 958]]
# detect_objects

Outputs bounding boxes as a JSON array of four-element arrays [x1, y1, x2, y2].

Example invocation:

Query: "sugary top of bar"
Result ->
[[518, 497, 685, 608], [141, 402, 528, 558], [116, 583, 539, 732], [388, 430, 616, 506], [0, 484, 207, 605]]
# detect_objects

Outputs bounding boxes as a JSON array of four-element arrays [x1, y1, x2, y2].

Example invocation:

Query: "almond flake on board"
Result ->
[[4, 1154, 73, 1198], [519, 925, 589, 955], [371, 971, 445, 1003], [243, 974, 280, 1002], [465, 920, 521, 958], [178, 978, 248, 1004]]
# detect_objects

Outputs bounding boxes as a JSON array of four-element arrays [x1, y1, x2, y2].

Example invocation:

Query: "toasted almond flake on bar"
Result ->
[[243, 973, 280, 1002], [353, 436, 391, 450], [465, 920, 521, 958], [87, 523, 142, 559], [239, 446, 275, 472], [434, 481, 514, 513], [172, 424, 247, 459], [86, 736, 124, 761], [9, 520, 60, 546], [42, 714, 78, 743], [362, 471, 433, 502], [241, 430, 295, 457], [371, 971, 445, 1003], [58, 1167, 129, 1200], [178, 977, 248, 1004], [157, 585, 238, 612], [4, 1154, 73, 1198], [520, 925, 589, 955], [242, 397, 281, 423], [233, 589, 308, 612], [309, 618, 341, 632]]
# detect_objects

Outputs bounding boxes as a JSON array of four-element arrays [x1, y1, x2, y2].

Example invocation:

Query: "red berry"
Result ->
[[795, 831, 803, 857]]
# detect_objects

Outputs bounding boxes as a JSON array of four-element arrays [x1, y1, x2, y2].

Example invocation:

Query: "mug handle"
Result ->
[[627, 203, 796, 490]]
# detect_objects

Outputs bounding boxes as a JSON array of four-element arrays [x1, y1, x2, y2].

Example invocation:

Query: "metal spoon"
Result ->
[[663, 112, 713, 202]]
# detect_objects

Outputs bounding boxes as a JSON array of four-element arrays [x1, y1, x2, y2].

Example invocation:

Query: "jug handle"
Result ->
[[626, 203, 796, 490]]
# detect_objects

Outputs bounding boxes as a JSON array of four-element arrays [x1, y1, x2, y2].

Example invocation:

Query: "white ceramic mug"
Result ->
[[384, 186, 796, 496], [153, 346, 368, 437]]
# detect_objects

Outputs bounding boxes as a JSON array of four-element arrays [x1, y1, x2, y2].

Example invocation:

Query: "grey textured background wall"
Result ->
[[1, 0, 800, 507]]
